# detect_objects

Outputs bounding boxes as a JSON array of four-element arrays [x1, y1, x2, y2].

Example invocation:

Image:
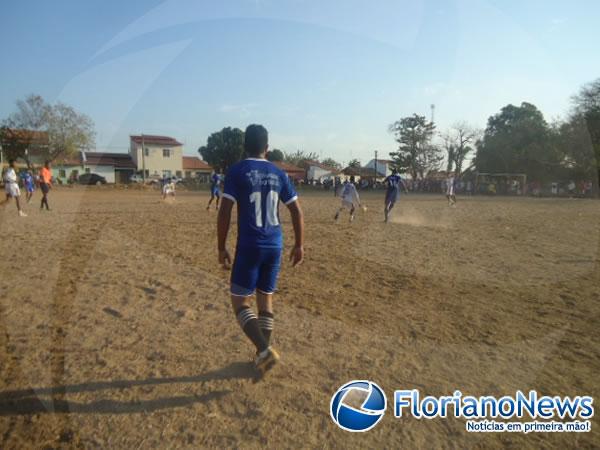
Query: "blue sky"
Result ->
[[1, 0, 599, 164]]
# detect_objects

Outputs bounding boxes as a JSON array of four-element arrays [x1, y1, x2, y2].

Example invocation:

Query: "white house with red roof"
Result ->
[[182, 156, 212, 181], [306, 160, 338, 183], [129, 134, 184, 179], [364, 158, 395, 177]]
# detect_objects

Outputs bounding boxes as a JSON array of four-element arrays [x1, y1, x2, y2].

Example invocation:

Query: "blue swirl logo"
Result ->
[[330, 380, 387, 432]]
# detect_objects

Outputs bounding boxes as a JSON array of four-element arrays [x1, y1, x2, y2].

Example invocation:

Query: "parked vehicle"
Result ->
[[129, 174, 144, 183], [78, 173, 107, 185]]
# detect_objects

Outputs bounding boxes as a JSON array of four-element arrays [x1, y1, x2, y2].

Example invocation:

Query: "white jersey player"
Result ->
[[1, 159, 27, 216], [162, 178, 176, 199], [446, 173, 456, 206], [334, 177, 361, 222]]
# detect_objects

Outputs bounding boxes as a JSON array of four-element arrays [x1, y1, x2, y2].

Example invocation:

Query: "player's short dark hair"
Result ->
[[244, 124, 268, 156]]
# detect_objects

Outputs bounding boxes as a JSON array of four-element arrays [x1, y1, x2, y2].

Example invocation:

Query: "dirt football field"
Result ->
[[0, 187, 599, 449]]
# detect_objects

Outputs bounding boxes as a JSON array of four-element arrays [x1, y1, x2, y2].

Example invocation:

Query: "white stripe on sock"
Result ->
[[237, 309, 257, 328]]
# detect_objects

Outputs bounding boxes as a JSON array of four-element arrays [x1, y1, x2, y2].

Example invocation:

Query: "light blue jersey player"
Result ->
[[384, 169, 408, 223], [217, 124, 304, 376], [23, 170, 35, 203], [207, 171, 222, 210]]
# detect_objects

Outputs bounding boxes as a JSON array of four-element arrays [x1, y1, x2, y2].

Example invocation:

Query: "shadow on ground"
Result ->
[[0, 361, 255, 415]]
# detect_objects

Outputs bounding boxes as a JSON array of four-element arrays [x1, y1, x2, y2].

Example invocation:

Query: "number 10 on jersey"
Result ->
[[250, 191, 280, 227]]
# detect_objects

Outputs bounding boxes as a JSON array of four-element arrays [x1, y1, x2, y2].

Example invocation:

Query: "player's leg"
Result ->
[[0, 192, 9, 207], [334, 205, 343, 221], [206, 192, 214, 210], [349, 204, 356, 222], [256, 292, 274, 345], [215, 192, 220, 210], [385, 200, 395, 222], [15, 195, 26, 216], [11, 186, 26, 216], [256, 248, 281, 346], [254, 248, 282, 373], [230, 250, 269, 355], [40, 184, 50, 210]]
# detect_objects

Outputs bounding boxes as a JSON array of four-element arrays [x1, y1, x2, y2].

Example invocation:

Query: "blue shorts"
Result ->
[[211, 187, 220, 197], [26, 184, 35, 193], [231, 247, 282, 296], [385, 188, 399, 205]]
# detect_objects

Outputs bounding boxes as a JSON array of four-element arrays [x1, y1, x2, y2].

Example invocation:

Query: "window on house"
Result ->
[[185, 171, 191, 178], [163, 148, 170, 158], [85, 168, 91, 174], [144, 170, 149, 177], [176, 170, 182, 177], [59, 169, 66, 178], [144, 148, 150, 157], [163, 170, 171, 178]]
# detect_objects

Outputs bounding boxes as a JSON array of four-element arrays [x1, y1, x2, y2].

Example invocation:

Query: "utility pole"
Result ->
[[141, 133, 146, 183], [374, 150, 378, 184]]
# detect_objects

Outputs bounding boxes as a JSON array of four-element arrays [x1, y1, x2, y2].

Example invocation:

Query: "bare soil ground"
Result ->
[[0, 187, 599, 449]]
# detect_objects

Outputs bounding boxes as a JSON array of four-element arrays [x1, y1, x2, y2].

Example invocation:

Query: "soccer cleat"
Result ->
[[18, 210, 27, 217], [255, 347, 280, 375]]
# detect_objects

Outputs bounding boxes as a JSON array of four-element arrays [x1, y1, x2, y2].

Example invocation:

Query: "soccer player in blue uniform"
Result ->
[[206, 171, 222, 210], [21, 170, 35, 203], [217, 124, 304, 376], [383, 169, 408, 223]]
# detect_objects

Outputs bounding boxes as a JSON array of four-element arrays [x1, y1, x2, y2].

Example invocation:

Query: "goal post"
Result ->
[[475, 172, 527, 195]]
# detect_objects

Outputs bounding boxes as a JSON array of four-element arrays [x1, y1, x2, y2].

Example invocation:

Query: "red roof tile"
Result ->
[[84, 152, 136, 168], [182, 156, 212, 170], [130, 135, 183, 146], [274, 161, 304, 173]]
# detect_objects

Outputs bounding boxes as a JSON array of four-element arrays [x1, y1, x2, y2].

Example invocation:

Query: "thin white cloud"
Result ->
[[218, 102, 258, 118]]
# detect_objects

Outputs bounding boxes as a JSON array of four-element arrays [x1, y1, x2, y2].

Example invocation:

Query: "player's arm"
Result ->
[[286, 200, 304, 267], [217, 197, 234, 268]]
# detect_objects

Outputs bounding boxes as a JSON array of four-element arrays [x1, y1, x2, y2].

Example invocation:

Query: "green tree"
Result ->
[[475, 102, 558, 181], [347, 158, 361, 168], [389, 114, 441, 179], [198, 127, 245, 172], [284, 150, 319, 168], [571, 78, 600, 193], [440, 122, 479, 175], [267, 148, 284, 162], [46, 102, 95, 160], [321, 157, 341, 170], [0, 94, 94, 167], [554, 117, 596, 181]]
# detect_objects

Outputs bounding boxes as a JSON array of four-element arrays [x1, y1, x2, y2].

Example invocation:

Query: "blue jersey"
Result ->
[[224, 158, 298, 249], [385, 174, 404, 191], [23, 173, 34, 190], [211, 173, 221, 189], [385, 174, 404, 204]]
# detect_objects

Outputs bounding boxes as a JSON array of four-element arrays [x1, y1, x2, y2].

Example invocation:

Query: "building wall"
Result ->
[[130, 141, 183, 177], [53, 165, 82, 183], [307, 166, 332, 181], [364, 160, 392, 177]]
